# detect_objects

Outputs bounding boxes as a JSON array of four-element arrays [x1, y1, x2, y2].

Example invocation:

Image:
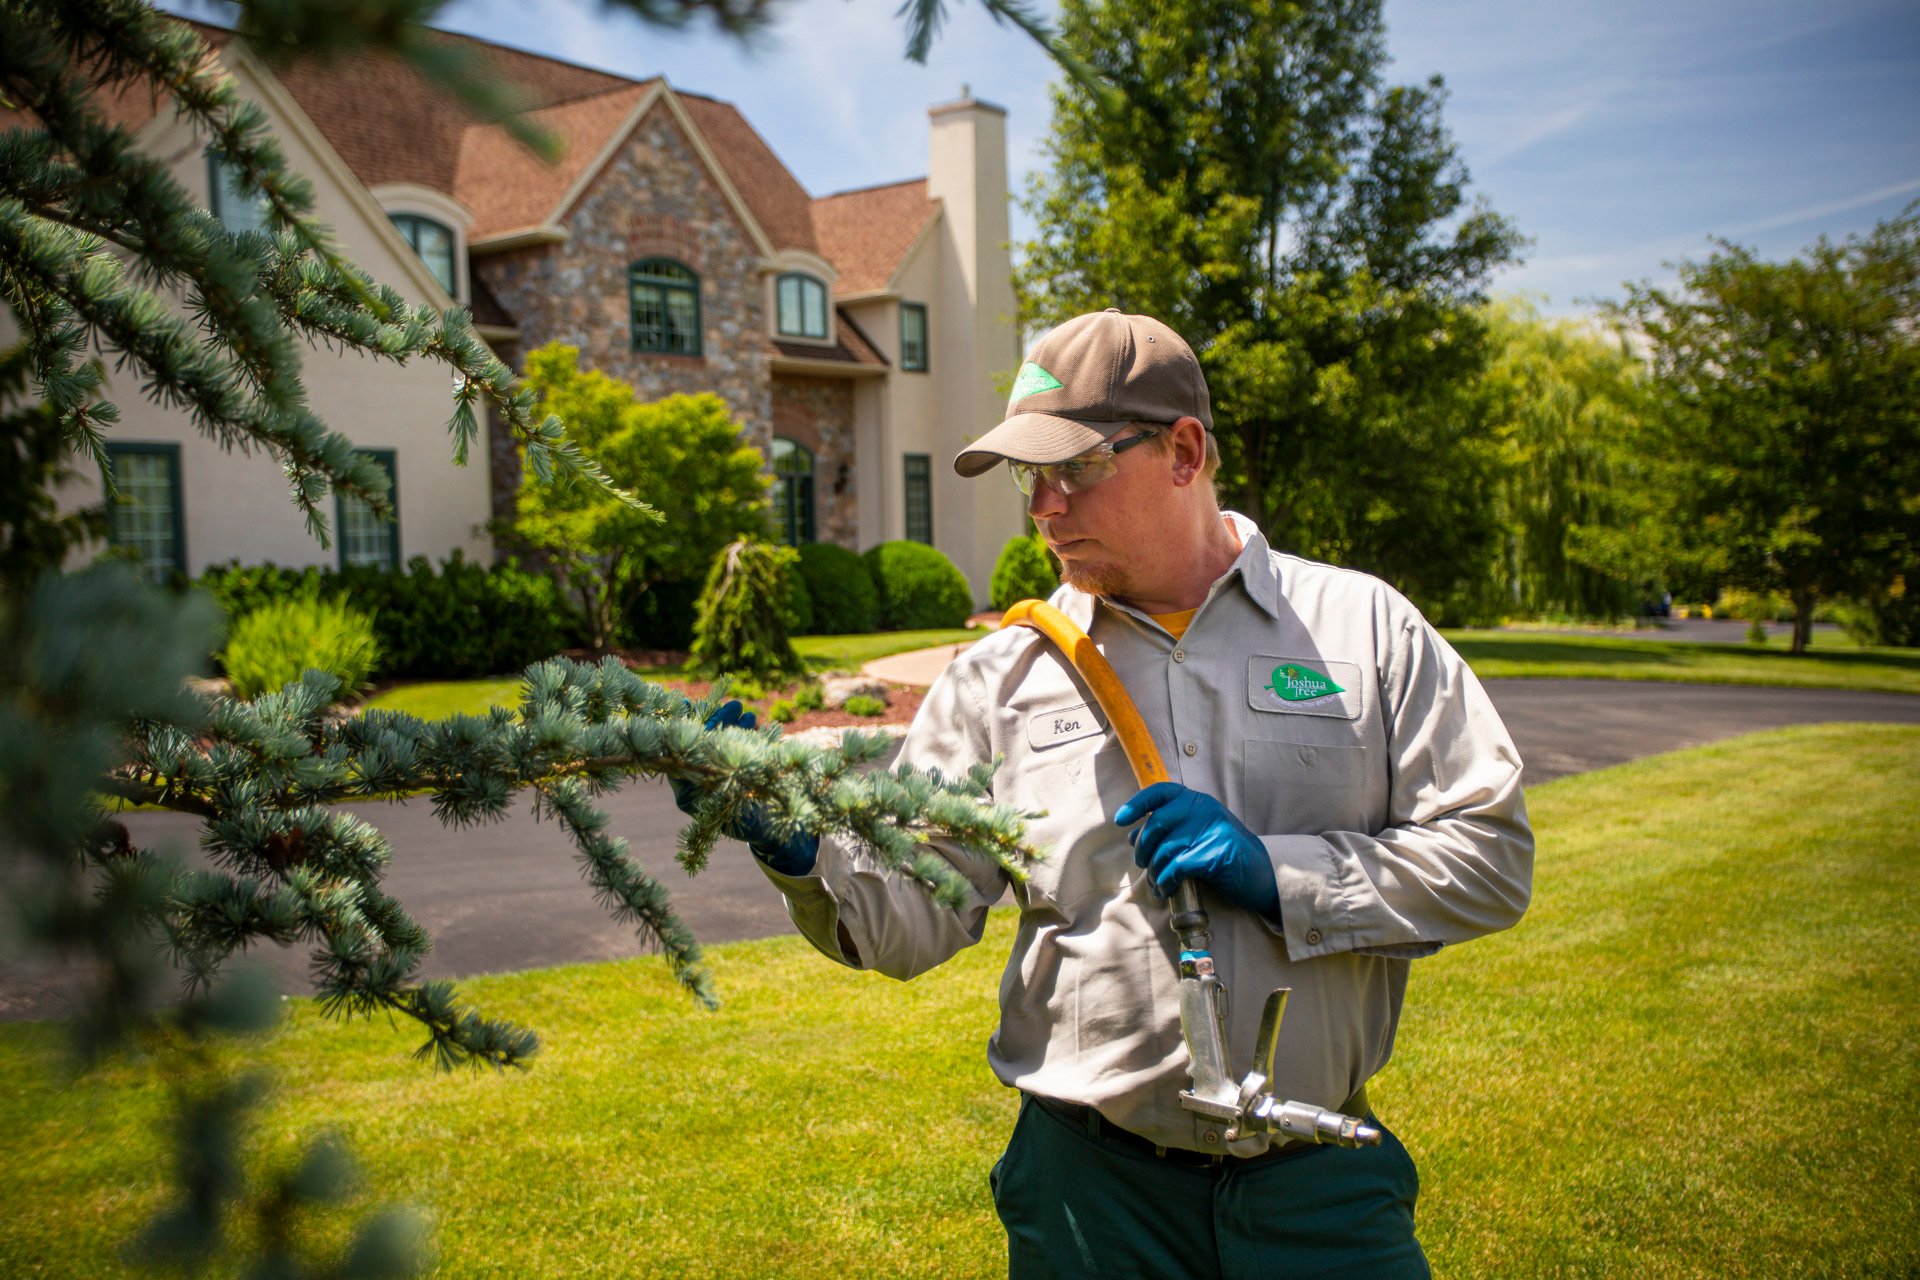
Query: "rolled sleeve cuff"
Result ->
[[757, 842, 857, 968]]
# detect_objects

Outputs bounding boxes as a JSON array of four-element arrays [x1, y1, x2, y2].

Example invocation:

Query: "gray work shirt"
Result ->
[[762, 511, 1533, 1155]]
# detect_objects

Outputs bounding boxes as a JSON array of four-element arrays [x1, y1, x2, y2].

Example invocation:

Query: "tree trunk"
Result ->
[[1790, 587, 1816, 655]]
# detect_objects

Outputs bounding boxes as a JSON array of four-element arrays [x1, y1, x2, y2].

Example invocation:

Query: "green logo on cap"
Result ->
[[1264, 664, 1344, 703], [1011, 361, 1065, 400]]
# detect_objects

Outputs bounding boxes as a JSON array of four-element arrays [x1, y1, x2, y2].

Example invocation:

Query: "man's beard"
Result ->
[[1058, 558, 1134, 599]]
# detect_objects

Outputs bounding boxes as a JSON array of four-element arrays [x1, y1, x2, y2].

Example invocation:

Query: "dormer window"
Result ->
[[776, 273, 828, 340], [631, 259, 702, 356], [390, 214, 456, 297]]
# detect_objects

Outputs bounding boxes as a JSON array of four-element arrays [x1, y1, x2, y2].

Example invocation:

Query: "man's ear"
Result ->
[[1168, 417, 1207, 487]]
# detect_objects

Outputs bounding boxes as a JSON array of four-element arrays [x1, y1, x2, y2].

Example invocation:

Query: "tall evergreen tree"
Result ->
[[1018, 0, 1523, 619]]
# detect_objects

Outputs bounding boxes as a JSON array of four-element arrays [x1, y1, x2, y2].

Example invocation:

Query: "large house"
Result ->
[[42, 20, 1027, 601]]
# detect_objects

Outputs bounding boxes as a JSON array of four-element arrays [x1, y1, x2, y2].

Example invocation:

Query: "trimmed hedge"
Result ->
[[863, 541, 973, 631], [794, 543, 879, 635], [196, 554, 583, 681], [989, 533, 1060, 611]]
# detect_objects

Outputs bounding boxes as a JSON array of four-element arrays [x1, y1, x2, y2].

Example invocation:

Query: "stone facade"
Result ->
[[475, 102, 775, 523], [771, 374, 858, 548]]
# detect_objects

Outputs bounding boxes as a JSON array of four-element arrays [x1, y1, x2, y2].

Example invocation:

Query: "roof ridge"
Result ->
[[421, 23, 650, 91], [818, 176, 930, 201]]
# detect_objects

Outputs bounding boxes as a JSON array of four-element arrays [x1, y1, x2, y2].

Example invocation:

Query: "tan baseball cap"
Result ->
[[953, 308, 1213, 477]]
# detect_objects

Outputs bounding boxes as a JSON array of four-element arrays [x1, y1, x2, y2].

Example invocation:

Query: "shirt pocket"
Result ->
[[1238, 738, 1374, 836]]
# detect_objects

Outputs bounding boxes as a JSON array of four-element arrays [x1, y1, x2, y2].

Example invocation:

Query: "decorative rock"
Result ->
[[821, 675, 890, 709], [184, 676, 232, 700]]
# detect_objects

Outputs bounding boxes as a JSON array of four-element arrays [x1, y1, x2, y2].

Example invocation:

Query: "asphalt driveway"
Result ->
[[6, 678, 1917, 1020]]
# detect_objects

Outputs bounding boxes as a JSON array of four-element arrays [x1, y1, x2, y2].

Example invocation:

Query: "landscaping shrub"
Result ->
[[794, 543, 879, 635], [863, 541, 973, 631], [1833, 581, 1920, 647], [989, 533, 1059, 611], [783, 559, 814, 636], [843, 694, 886, 717], [222, 596, 380, 700], [793, 680, 824, 711], [689, 538, 806, 680], [195, 555, 582, 680]]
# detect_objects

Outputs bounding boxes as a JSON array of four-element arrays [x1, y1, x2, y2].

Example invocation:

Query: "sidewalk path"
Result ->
[[7, 676, 1917, 1020]]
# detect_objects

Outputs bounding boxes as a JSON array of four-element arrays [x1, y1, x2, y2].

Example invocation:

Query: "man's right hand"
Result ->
[[670, 699, 819, 876]]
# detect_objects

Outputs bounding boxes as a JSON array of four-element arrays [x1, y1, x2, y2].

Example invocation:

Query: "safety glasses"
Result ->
[[1009, 429, 1162, 497]]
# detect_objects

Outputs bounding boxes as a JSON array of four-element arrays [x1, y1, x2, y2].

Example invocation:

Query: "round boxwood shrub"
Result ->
[[990, 533, 1060, 611], [795, 542, 879, 635], [863, 541, 973, 631], [783, 557, 814, 636], [222, 596, 380, 700]]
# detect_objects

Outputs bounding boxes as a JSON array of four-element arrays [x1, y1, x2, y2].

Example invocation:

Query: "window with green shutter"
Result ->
[[772, 437, 816, 545], [104, 442, 184, 583], [900, 302, 929, 372], [335, 450, 400, 570], [904, 453, 932, 544], [390, 214, 457, 296], [630, 259, 702, 355]]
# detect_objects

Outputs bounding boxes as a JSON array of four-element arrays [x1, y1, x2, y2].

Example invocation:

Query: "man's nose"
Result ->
[[1026, 473, 1068, 519]]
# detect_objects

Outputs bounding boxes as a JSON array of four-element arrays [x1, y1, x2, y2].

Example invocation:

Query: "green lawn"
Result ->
[[6, 724, 1916, 1277], [362, 629, 984, 721], [1442, 628, 1920, 695]]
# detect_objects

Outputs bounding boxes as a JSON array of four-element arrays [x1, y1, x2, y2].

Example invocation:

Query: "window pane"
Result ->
[[777, 277, 802, 335], [802, 279, 826, 338], [210, 152, 270, 236], [772, 436, 813, 476], [904, 454, 932, 545], [392, 215, 457, 295], [338, 453, 398, 569], [901, 303, 928, 371], [777, 275, 827, 338], [632, 260, 701, 355], [107, 449, 181, 583]]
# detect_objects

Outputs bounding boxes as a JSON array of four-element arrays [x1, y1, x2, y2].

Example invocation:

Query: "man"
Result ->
[[696, 309, 1533, 1278]]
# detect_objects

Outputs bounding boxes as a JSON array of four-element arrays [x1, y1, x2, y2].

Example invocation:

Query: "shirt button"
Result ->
[[1305, 928, 1322, 945], [1183, 742, 1197, 757], [1172, 649, 1186, 663]]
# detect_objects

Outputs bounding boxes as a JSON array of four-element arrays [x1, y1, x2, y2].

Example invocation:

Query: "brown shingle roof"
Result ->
[[768, 306, 888, 368], [66, 17, 926, 286], [812, 179, 940, 295]]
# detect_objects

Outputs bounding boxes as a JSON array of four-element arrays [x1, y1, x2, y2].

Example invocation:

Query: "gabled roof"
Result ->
[[812, 178, 941, 295]]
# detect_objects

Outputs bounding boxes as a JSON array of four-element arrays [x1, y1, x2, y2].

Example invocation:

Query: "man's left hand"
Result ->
[[1115, 782, 1279, 919]]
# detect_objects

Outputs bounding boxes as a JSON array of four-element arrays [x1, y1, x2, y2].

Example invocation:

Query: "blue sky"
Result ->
[[282, 0, 1920, 316]]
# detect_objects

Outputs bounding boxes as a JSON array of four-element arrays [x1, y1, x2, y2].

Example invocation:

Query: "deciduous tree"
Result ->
[[1575, 209, 1920, 653], [1018, 0, 1523, 619]]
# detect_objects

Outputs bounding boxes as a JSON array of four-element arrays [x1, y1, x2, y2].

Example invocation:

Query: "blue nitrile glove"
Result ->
[[669, 700, 819, 876], [1114, 781, 1279, 919]]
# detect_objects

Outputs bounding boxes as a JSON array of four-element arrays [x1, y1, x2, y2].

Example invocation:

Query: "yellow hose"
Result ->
[[1001, 599, 1170, 789]]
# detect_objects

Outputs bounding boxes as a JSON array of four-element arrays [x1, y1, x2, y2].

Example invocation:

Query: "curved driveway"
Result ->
[[5, 679, 1917, 1020]]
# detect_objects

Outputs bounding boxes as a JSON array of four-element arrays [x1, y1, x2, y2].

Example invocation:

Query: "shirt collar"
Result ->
[[1050, 510, 1281, 628]]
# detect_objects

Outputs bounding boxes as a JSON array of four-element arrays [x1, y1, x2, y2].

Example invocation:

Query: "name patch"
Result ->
[[1028, 702, 1106, 750]]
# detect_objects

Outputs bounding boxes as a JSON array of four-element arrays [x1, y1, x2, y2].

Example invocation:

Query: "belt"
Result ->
[[1028, 1085, 1371, 1169]]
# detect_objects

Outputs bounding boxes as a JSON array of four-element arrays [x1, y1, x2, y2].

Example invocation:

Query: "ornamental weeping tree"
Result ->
[[0, 0, 1083, 1271], [689, 536, 807, 682]]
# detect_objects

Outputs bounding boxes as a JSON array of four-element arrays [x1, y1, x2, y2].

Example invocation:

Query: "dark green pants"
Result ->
[[990, 1096, 1429, 1280]]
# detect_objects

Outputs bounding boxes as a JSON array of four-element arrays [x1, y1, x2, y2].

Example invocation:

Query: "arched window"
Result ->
[[630, 259, 702, 355], [775, 273, 828, 339], [772, 437, 816, 545], [389, 214, 457, 296]]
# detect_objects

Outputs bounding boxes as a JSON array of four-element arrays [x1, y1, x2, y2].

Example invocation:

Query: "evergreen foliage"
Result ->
[[511, 344, 771, 651], [794, 541, 880, 635], [989, 533, 1060, 611], [0, 1, 1088, 1271], [689, 537, 807, 680], [222, 594, 381, 698], [1575, 208, 1920, 653], [864, 540, 974, 630], [1017, 0, 1522, 618]]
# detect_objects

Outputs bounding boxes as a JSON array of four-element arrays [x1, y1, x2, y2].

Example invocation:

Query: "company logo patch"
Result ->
[[1011, 361, 1065, 400], [1263, 663, 1344, 703]]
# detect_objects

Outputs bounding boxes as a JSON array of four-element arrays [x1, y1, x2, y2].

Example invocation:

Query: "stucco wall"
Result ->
[[41, 52, 493, 575]]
